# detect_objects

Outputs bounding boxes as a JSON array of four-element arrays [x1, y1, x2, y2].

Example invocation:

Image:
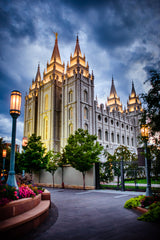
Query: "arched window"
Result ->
[[84, 123, 88, 130], [45, 94, 48, 110], [69, 90, 73, 103], [127, 136, 129, 145], [69, 123, 73, 135], [84, 90, 88, 103], [84, 107, 88, 119], [98, 115, 101, 121], [111, 132, 114, 142], [28, 108, 31, 119], [98, 129, 102, 140], [28, 122, 31, 132], [131, 137, 134, 146], [105, 131, 108, 141], [117, 134, 120, 144], [69, 107, 73, 120], [44, 117, 48, 139], [122, 135, 125, 144]]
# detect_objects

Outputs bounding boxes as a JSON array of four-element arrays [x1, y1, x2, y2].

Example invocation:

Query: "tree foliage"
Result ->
[[65, 128, 103, 189], [46, 150, 61, 187], [21, 134, 48, 173], [140, 70, 160, 134]]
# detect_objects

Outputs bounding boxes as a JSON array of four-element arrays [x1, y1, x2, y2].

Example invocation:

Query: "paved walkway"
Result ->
[[24, 189, 160, 240]]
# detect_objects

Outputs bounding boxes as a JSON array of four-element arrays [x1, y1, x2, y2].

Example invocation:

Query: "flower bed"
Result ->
[[0, 182, 44, 207], [124, 194, 160, 222]]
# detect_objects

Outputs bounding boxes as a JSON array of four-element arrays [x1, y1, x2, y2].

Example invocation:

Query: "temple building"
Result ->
[[23, 34, 142, 155]]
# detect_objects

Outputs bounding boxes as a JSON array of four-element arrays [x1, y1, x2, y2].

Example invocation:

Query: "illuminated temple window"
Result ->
[[28, 108, 31, 119], [69, 123, 73, 135], [69, 107, 73, 120], [84, 90, 88, 103], [44, 117, 48, 139], [45, 94, 48, 110], [84, 107, 88, 119], [69, 90, 73, 102], [28, 122, 31, 132]]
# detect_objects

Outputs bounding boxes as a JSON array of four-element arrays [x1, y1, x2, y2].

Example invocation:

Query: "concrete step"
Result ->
[[0, 200, 50, 235]]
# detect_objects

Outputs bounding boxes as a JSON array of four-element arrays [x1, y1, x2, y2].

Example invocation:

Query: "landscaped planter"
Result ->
[[0, 194, 41, 221], [136, 206, 148, 213], [41, 189, 51, 201]]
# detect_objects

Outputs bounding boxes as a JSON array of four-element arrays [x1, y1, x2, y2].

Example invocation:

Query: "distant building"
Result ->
[[23, 34, 142, 155], [3, 142, 20, 153]]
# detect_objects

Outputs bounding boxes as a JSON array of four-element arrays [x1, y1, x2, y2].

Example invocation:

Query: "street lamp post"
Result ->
[[141, 125, 152, 196], [6, 90, 21, 190], [120, 156, 125, 191], [1, 149, 7, 181]]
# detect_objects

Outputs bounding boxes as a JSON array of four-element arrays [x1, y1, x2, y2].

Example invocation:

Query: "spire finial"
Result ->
[[53, 32, 58, 40]]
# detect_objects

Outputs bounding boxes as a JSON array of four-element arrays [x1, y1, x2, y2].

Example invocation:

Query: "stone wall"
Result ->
[[33, 165, 95, 190]]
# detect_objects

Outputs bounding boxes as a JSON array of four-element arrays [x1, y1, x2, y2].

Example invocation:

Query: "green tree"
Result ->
[[149, 145, 160, 180], [140, 70, 160, 134], [65, 128, 103, 190], [100, 150, 114, 183], [46, 150, 61, 188], [114, 145, 131, 187], [21, 134, 49, 180], [58, 149, 68, 188]]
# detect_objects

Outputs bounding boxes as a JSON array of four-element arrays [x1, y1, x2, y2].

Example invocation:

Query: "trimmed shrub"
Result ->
[[124, 195, 144, 209], [138, 202, 160, 222]]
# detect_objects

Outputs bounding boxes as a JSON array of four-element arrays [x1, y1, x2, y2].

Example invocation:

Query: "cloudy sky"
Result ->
[[0, 0, 159, 147]]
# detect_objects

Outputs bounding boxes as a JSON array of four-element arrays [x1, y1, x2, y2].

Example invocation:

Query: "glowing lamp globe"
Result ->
[[10, 90, 22, 117], [141, 125, 149, 140], [2, 149, 7, 158]]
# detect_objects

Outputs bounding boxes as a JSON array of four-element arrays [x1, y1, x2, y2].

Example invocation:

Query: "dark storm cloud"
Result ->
[[0, 1, 36, 44], [0, 0, 159, 145], [62, 0, 160, 51]]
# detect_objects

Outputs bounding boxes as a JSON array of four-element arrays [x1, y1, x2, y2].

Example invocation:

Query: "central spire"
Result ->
[[107, 76, 123, 112], [110, 76, 118, 98], [51, 32, 62, 64], [73, 35, 82, 57]]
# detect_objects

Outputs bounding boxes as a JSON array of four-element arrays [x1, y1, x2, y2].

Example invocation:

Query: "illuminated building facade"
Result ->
[[23, 34, 142, 154]]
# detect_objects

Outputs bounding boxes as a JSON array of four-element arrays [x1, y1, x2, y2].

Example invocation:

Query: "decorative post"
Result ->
[[120, 156, 125, 191], [1, 149, 7, 181], [141, 125, 152, 196], [7, 90, 21, 190]]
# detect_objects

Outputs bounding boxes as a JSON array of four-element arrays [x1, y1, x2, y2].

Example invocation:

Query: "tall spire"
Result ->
[[131, 81, 136, 97], [110, 76, 118, 98], [51, 32, 62, 64], [127, 81, 142, 112], [35, 63, 41, 82], [73, 35, 82, 57], [107, 76, 123, 112]]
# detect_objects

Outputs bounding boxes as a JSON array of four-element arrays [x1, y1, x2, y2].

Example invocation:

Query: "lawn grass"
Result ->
[[100, 184, 160, 193], [125, 178, 160, 184]]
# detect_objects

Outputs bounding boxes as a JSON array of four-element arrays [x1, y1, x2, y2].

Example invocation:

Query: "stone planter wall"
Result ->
[[0, 194, 41, 221]]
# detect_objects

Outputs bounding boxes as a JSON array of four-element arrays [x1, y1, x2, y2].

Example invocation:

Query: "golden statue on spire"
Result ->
[[53, 32, 58, 40]]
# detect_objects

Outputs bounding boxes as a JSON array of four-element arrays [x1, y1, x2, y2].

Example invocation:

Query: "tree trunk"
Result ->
[[117, 175, 119, 188], [82, 172, 86, 190], [62, 167, 64, 189], [39, 171, 41, 183], [52, 174, 55, 188]]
